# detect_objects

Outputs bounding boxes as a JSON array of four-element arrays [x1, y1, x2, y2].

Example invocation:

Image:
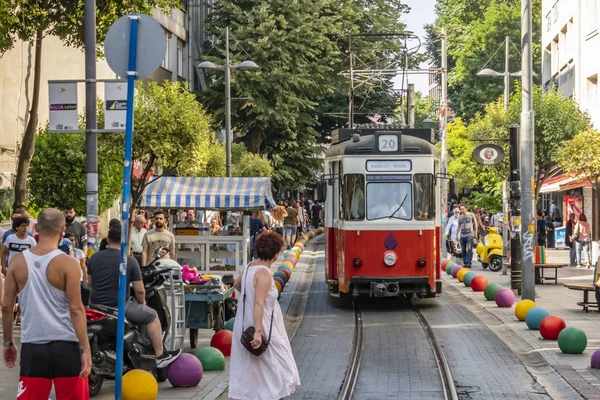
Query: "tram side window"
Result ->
[[344, 175, 365, 220], [414, 174, 434, 221]]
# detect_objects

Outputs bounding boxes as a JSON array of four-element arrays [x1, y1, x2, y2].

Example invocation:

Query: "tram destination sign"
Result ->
[[472, 144, 505, 166], [366, 160, 412, 172]]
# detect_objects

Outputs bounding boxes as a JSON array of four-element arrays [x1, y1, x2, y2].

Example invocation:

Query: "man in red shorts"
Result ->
[[2, 208, 91, 399]]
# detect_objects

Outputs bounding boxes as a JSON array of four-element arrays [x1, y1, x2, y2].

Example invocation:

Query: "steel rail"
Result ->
[[337, 298, 364, 400], [411, 301, 459, 400]]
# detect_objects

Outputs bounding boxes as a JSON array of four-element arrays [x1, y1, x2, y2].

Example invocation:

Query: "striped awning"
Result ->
[[140, 177, 276, 210]]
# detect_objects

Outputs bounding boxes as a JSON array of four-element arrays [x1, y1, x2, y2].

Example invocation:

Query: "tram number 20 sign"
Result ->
[[378, 134, 399, 152]]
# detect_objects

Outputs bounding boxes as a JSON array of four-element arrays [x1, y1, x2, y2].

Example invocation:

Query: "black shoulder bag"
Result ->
[[240, 266, 274, 356]]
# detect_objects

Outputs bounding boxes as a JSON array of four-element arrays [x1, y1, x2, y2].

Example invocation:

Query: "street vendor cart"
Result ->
[[139, 177, 276, 347]]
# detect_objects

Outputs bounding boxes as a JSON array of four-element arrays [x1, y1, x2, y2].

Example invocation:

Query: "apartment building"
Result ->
[[542, 0, 599, 127]]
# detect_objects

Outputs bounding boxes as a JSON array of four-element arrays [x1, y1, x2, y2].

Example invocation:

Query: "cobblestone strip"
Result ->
[[442, 282, 583, 399]]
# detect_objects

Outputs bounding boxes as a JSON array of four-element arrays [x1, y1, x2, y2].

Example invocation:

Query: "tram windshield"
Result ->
[[366, 182, 412, 220]]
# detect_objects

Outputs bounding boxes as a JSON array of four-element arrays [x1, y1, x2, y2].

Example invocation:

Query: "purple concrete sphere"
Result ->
[[167, 353, 203, 387], [495, 288, 516, 308], [592, 349, 600, 369], [450, 265, 463, 278], [274, 276, 286, 289]]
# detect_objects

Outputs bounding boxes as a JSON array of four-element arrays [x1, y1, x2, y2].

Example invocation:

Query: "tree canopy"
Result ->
[[557, 129, 600, 195], [426, 0, 542, 120]]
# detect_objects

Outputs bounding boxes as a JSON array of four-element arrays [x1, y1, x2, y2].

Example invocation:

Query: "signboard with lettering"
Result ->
[[49, 82, 78, 131], [366, 160, 412, 172], [472, 144, 505, 165], [377, 134, 399, 152], [105, 82, 127, 130]]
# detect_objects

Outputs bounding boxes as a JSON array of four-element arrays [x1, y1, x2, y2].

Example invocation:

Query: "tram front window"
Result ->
[[366, 182, 412, 220]]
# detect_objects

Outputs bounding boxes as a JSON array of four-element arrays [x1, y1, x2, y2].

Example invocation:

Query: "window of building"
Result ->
[[553, 4, 559, 22], [583, 0, 599, 35], [366, 182, 412, 220], [162, 33, 170, 70], [344, 175, 365, 221], [546, 13, 551, 32], [177, 40, 184, 77], [414, 174, 434, 221]]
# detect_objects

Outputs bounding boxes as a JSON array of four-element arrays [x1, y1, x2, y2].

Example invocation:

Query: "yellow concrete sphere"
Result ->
[[281, 261, 295, 271], [122, 369, 158, 400], [291, 248, 302, 258], [274, 280, 283, 292], [515, 299, 537, 321], [456, 268, 470, 282]]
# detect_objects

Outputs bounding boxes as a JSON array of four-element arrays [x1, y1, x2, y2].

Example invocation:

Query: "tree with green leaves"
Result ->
[[426, 0, 542, 120], [29, 129, 122, 215], [557, 129, 600, 202], [1, 0, 178, 208], [101, 81, 219, 212]]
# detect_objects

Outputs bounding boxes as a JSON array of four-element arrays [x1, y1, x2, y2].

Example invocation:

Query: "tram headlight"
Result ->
[[383, 251, 397, 266]]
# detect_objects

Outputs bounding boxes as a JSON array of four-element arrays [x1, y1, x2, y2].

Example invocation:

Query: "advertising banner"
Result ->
[[49, 83, 78, 131], [564, 195, 583, 220], [104, 82, 127, 129]]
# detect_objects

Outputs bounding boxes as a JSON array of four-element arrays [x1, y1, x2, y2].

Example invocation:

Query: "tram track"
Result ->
[[338, 297, 459, 400]]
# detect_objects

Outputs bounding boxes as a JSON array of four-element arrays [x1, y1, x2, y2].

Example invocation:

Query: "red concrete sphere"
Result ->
[[540, 315, 567, 340], [470, 276, 488, 292], [441, 259, 452, 270], [210, 330, 232, 356]]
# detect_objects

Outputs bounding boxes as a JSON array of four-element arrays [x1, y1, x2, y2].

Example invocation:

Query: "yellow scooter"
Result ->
[[476, 226, 503, 272]]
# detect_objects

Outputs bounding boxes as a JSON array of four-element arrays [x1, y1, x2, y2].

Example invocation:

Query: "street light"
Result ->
[[197, 27, 259, 177]]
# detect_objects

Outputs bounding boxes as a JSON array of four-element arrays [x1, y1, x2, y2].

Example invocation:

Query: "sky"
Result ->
[[394, 0, 437, 96]]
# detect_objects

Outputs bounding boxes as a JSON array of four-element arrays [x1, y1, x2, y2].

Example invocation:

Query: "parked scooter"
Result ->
[[85, 254, 179, 397], [476, 226, 503, 272]]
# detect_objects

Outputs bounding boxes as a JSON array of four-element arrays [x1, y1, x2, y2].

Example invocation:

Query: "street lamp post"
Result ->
[[198, 27, 259, 177]]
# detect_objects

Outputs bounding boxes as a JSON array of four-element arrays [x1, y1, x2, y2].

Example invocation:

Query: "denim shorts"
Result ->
[[284, 224, 297, 236]]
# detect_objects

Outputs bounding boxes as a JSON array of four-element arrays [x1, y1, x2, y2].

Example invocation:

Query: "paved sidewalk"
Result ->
[[444, 249, 600, 398]]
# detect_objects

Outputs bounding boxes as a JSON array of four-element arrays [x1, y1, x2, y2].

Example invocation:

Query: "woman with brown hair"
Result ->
[[270, 202, 288, 237], [229, 232, 300, 399]]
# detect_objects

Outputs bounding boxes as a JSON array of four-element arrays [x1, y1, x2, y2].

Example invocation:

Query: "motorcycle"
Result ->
[[476, 226, 503, 272], [85, 255, 179, 397]]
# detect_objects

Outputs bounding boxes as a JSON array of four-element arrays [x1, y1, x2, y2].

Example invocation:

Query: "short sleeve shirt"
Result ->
[[65, 221, 87, 250], [142, 229, 176, 261], [88, 248, 143, 307], [284, 207, 298, 225], [458, 213, 476, 238], [3, 234, 37, 265]]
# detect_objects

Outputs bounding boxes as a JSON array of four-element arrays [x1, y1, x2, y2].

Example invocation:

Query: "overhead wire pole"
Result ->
[[440, 28, 449, 257], [225, 27, 232, 177], [502, 36, 510, 273], [520, 0, 535, 300], [84, 0, 99, 252]]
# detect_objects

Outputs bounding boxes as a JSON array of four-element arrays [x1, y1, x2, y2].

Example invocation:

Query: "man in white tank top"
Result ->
[[2, 208, 91, 400]]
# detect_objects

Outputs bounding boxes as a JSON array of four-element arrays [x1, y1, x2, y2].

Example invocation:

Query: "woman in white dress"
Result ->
[[229, 232, 300, 399]]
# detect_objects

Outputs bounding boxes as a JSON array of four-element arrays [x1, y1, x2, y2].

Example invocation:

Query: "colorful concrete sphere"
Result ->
[[281, 261, 295, 271], [167, 353, 203, 388], [514, 299, 536, 321], [274, 280, 283, 292], [273, 271, 289, 284], [495, 288, 516, 308], [445, 262, 457, 275], [277, 267, 291, 280], [470, 276, 488, 292], [122, 369, 158, 400], [483, 283, 502, 301], [456, 268, 470, 282], [525, 306, 550, 330], [591, 349, 600, 369], [196, 346, 225, 372], [451, 265, 464, 278], [278, 264, 293, 275], [441, 259, 452, 270], [274, 277, 286, 291], [558, 327, 587, 354], [210, 330, 232, 356], [540, 315, 567, 340], [225, 317, 235, 331], [463, 272, 477, 287]]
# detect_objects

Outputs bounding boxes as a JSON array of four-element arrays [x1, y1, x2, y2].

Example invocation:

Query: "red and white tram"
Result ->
[[324, 128, 443, 299]]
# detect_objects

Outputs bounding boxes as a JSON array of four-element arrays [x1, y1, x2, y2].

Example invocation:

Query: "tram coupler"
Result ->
[[371, 281, 400, 297]]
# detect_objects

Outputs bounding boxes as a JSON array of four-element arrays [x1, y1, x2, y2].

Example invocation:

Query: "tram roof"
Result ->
[[326, 129, 439, 157]]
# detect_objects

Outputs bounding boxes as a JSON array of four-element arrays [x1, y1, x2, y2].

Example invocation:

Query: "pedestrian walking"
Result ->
[[14, 204, 37, 235], [283, 201, 300, 250], [1, 215, 37, 274], [229, 232, 300, 400], [574, 213, 591, 268], [131, 214, 147, 266], [566, 213, 577, 265], [311, 201, 323, 228], [545, 216, 556, 248], [271, 202, 287, 237], [2, 208, 91, 399], [455, 204, 478, 268], [536, 210, 547, 246], [444, 206, 460, 260], [141, 210, 176, 266]]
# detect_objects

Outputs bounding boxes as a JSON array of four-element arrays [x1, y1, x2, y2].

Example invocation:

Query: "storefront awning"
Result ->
[[140, 177, 276, 210], [539, 174, 592, 194]]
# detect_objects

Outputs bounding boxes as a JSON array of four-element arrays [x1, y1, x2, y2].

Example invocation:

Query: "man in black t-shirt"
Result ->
[[64, 205, 87, 254], [87, 225, 181, 368], [311, 202, 323, 228]]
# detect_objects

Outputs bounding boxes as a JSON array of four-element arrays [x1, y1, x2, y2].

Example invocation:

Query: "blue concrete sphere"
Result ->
[[525, 306, 550, 330], [463, 272, 477, 287]]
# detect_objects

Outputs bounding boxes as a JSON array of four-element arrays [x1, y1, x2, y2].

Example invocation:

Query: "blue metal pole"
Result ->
[[115, 14, 139, 400]]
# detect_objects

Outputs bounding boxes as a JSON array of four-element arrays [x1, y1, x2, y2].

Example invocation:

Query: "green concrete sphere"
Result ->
[[558, 327, 587, 354], [483, 283, 502, 301]]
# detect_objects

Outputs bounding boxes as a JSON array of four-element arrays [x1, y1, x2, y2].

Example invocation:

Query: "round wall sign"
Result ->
[[472, 144, 505, 165]]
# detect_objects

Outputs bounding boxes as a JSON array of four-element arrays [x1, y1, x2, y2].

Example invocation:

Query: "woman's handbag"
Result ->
[[240, 266, 274, 356]]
